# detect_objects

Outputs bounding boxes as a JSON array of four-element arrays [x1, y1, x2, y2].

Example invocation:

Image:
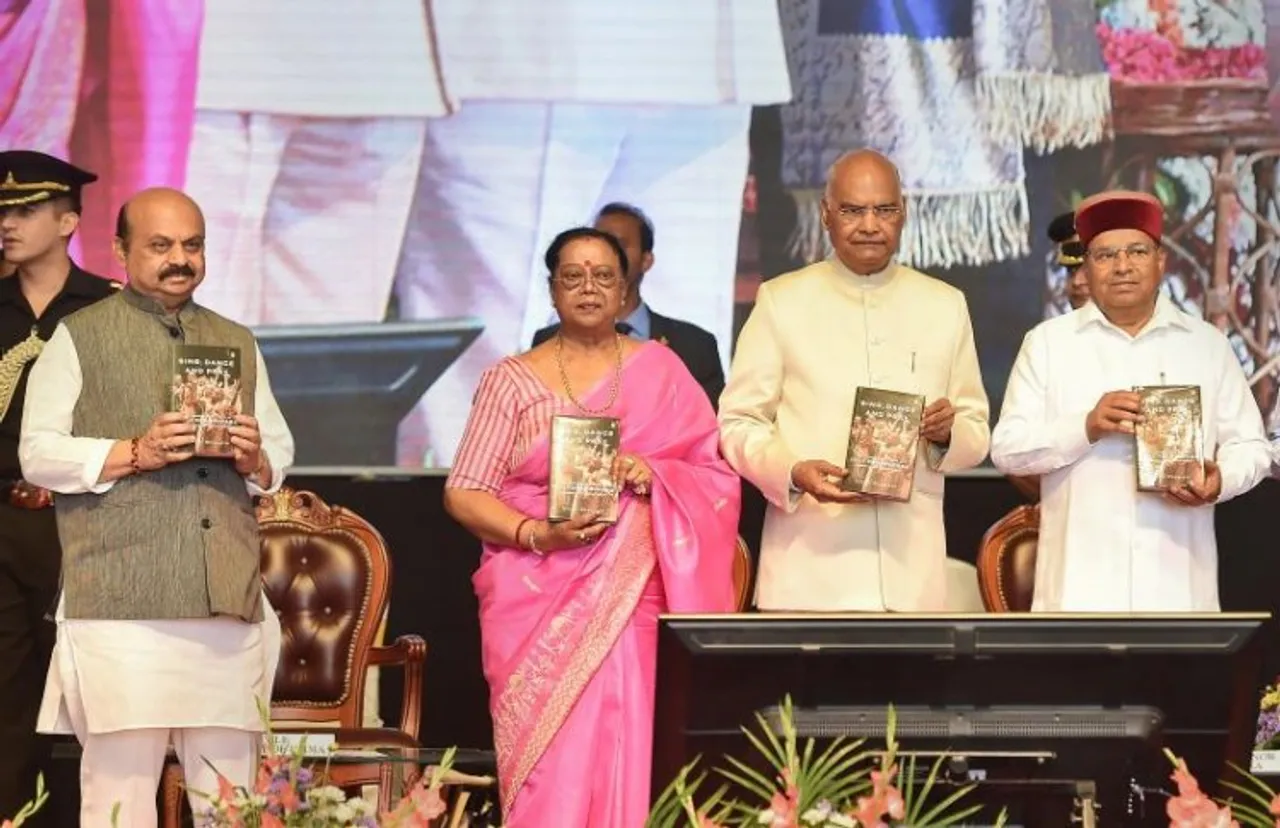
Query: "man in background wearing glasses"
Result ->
[[992, 190, 1270, 612]]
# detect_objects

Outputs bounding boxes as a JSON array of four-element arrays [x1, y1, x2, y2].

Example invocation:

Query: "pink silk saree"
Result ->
[[473, 343, 741, 826]]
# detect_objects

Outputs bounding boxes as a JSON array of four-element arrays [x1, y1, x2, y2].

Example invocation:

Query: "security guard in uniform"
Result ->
[[0, 151, 117, 821], [1048, 210, 1090, 310]]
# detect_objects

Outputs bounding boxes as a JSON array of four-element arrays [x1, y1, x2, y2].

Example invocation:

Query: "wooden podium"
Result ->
[[652, 613, 1269, 824]]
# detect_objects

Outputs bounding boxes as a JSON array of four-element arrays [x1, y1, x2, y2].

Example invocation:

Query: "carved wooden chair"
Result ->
[[160, 487, 427, 826], [976, 503, 1041, 612], [733, 536, 754, 611]]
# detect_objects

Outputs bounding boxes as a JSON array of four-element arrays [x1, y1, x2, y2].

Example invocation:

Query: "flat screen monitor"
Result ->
[[653, 613, 1269, 827]]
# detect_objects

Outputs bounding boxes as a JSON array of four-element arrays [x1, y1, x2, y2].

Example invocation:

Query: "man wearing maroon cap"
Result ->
[[991, 190, 1270, 612]]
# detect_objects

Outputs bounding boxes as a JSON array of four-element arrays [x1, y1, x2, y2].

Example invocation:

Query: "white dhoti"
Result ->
[[391, 101, 753, 466], [184, 112, 428, 326], [40, 595, 282, 828]]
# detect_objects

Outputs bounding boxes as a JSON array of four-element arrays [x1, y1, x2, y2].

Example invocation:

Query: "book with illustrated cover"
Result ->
[[841, 387, 926, 502], [548, 415, 621, 523], [1133, 384, 1203, 492], [170, 344, 245, 458]]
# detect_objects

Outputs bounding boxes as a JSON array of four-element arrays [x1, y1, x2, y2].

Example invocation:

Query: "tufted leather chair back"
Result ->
[[257, 487, 392, 731], [976, 504, 1040, 613]]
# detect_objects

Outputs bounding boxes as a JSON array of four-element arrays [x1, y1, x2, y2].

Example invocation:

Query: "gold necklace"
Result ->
[[555, 333, 622, 414]]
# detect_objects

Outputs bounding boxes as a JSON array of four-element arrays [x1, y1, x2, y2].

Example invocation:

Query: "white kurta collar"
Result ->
[[1075, 292, 1191, 339]]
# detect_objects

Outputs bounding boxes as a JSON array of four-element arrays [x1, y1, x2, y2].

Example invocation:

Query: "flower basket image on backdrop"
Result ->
[[645, 697, 1007, 828]]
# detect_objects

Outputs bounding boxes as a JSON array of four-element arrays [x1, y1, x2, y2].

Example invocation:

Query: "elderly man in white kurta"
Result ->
[[19, 189, 291, 827], [991, 190, 1269, 612], [719, 150, 990, 612], [392, 0, 793, 466]]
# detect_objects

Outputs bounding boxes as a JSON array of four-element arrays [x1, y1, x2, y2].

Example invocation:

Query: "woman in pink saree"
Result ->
[[444, 227, 741, 827]]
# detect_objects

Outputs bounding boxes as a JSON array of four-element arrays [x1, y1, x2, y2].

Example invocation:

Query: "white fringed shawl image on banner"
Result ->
[[778, 0, 1112, 270]]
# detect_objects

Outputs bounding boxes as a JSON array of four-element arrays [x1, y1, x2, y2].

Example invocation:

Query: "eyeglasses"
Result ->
[[554, 270, 620, 291], [833, 204, 904, 223], [1087, 244, 1155, 267]]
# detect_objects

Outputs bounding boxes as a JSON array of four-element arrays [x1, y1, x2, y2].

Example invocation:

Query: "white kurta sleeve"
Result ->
[[1210, 337, 1268, 503], [18, 324, 117, 494], [717, 285, 800, 512], [991, 328, 1093, 476], [928, 291, 990, 473], [247, 343, 294, 496]]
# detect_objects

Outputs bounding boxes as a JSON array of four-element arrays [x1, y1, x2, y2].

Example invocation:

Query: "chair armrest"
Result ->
[[367, 634, 427, 741], [327, 726, 420, 750]]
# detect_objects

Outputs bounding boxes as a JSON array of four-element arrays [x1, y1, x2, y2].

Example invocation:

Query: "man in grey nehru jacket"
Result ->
[[19, 188, 293, 827]]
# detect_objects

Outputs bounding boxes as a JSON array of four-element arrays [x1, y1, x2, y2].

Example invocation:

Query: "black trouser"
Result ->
[[0, 501, 59, 826]]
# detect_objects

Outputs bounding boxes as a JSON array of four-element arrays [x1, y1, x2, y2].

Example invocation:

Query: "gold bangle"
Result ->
[[514, 517, 533, 548]]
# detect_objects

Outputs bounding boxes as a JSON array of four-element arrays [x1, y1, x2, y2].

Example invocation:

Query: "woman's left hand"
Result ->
[[613, 453, 653, 497]]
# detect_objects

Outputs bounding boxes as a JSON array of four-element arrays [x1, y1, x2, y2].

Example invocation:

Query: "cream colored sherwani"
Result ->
[[719, 259, 990, 611]]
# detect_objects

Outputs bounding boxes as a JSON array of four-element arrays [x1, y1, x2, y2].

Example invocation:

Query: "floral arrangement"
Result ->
[[645, 697, 1004, 828], [1164, 748, 1280, 828], [1097, 24, 1267, 83], [1255, 682, 1280, 753], [192, 737, 457, 828], [1, 746, 484, 828], [1095, 0, 1267, 83]]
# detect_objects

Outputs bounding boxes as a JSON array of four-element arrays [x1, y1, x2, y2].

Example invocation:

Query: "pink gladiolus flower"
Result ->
[[216, 772, 237, 802], [409, 786, 448, 823], [764, 768, 800, 828], [1166, 759, 1239, 828], [850, 764, 906, 827], [382, 775, 449, 826]]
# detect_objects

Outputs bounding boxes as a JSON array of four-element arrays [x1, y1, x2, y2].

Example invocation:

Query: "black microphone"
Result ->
[[165, 321, 183, 340]]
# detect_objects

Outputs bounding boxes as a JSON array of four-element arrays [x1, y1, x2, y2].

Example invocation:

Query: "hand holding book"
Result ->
[[1162, 458, 1221, 507], [920, 398, 955, 445], [133, 411, 198, 471], [227, 414, 268, 481], [523, 513, 610, 554], [614, 453, 652, 496], [1085, 390, 1143, 443], [791, 459, 869, 504]]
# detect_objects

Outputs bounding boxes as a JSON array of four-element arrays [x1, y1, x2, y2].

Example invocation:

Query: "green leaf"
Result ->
[[1152, 173, 1179, 210], [916, 781, 980, 827], [902, 752, 919, 821], [927, 803, 986, 828], [716, 761, 778, 801], [1221, 800, 1274, 828]]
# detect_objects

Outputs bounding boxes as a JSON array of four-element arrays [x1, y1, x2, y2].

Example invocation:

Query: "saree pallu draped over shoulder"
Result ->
[[470, 343, 740, 825]]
